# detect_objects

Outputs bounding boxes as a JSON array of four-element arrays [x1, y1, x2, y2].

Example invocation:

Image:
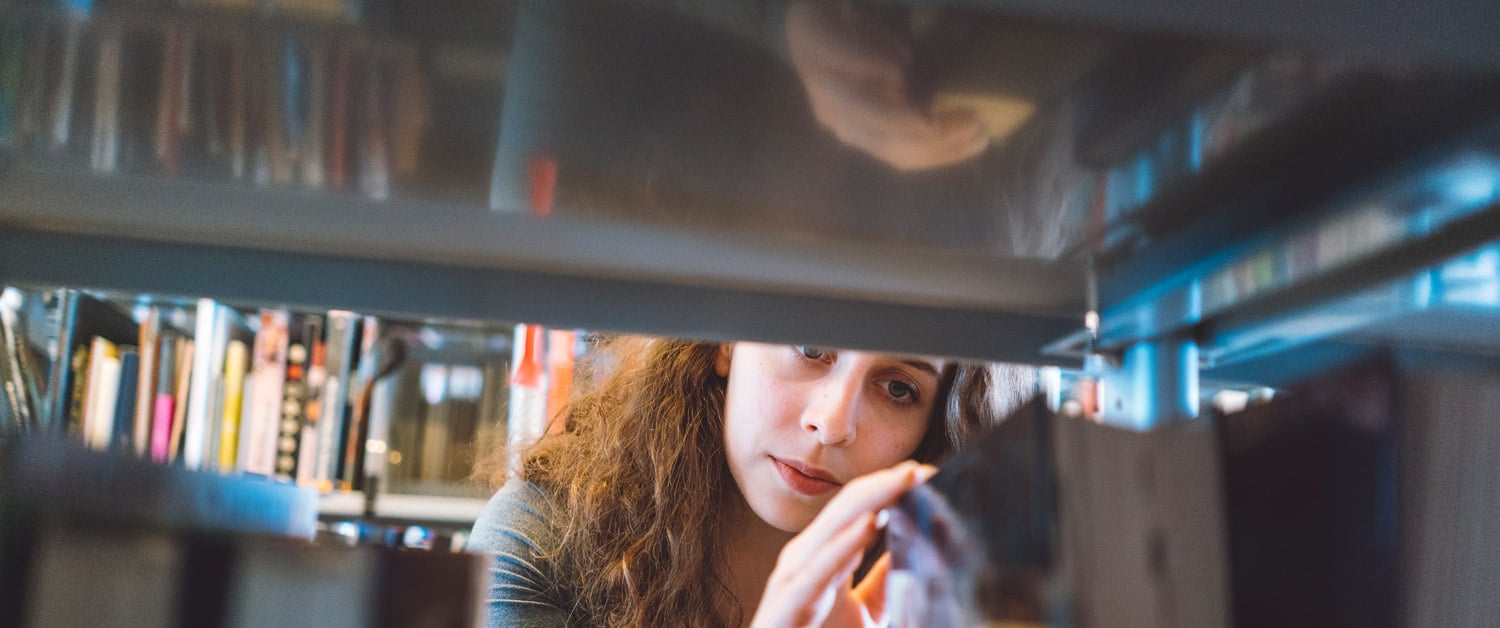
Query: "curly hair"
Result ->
[[488, 335, 1003, 626]]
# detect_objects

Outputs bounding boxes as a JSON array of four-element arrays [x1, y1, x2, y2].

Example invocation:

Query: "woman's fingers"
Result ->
[[752, 462, 935, 628], [854, 553, 892, 623], [811, 461, 933, 534]]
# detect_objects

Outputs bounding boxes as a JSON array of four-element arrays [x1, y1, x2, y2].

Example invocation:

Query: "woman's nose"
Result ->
[[800, 371, 861, 446]]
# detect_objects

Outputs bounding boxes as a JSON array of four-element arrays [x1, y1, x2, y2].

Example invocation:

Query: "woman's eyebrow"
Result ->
[[900, 360, 941, 377]]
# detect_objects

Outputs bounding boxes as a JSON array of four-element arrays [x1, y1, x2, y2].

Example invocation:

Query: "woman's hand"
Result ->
[[785, 0, 987, 171], [750, 460, 937, 628]]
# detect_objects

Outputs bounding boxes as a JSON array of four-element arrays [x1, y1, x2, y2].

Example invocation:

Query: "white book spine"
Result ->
[[85, 356, 122, 451], [245, 310, 290, 476], [183, 300, 230, 470]]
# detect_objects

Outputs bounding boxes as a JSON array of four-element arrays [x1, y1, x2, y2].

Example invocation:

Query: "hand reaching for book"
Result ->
[[749, 461, 936, 628], [786, 0, 987, 171]]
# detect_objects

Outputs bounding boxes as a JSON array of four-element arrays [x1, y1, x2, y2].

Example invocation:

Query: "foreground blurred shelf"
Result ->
[[318, 491, 488, 525], [0, 438, 318, 539]]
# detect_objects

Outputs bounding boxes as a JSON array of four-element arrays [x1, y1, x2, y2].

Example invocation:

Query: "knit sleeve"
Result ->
[[469, 480, 569, 628]]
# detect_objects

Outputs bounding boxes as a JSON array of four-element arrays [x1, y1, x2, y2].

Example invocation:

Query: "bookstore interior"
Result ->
[[0, 0, 1498, 626]]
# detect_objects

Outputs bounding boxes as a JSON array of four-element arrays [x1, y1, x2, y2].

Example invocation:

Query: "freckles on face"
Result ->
[[719, 342, 943, 532]]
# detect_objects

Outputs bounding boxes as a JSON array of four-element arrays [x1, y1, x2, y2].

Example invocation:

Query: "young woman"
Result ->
[[471, 336, 1020, 626]]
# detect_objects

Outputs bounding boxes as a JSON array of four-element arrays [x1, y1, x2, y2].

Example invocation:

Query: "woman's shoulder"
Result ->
[[468, 477, 560, 555]]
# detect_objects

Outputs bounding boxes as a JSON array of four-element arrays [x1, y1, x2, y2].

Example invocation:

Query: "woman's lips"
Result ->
[[772, 456, 841, 496]]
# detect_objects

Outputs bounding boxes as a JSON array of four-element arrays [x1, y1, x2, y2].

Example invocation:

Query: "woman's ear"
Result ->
[[715, 343, 733, 378]]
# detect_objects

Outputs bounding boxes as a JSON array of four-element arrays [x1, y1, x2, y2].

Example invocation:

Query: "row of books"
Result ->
[[0, 287, 537, 498], [0, 7, 431, 201], [6, 290, 391, 491]]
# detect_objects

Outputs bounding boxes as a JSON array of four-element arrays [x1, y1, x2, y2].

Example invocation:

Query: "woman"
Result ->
[[471, 336, 1020, 626]]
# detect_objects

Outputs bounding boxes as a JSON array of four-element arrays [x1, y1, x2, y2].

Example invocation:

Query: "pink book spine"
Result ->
[[151, 394, 175, 463]]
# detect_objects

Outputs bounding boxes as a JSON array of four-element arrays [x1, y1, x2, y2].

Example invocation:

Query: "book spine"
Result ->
[[183, 299, 218, 470], [275, 317, 311, 481], [133, 307, 160, 457], [340, 315, 378, 489], [90, 25, 123, 172], [156, 27, 183, 176], [358, 58, 388, 201], [0, 289, 34, 432], [300, 43, 327, 188], [328, 41, 351, 189], [67, 343, 90, 440], [219, 339, 248, 471], [49, 17, 84, 153], [227, 36, 247, 181], [314, 311, 356, 487], [150, 334, 178, 463], [390, 47, 427, 179], [245, 309, 289, 476], [279, 38, 303, 185], [295, 320, 325, 487], [112, 348, 140, 453], [168, 338, 194, 462], [84, 336, 120, 451]]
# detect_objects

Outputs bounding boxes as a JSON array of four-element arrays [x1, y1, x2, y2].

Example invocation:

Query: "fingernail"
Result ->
[[876, 508, 891, 530], [915, 464, 938, 483]]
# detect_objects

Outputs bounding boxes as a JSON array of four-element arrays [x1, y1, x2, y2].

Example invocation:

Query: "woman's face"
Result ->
[[718, 342, 945, 532]]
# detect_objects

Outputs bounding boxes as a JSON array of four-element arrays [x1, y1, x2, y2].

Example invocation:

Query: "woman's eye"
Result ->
[[795, 346, 830, 361], [886, 380, 916, 402]]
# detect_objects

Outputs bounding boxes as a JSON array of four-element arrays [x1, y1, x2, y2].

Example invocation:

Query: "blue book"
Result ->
[[112, 348, 139, 454]]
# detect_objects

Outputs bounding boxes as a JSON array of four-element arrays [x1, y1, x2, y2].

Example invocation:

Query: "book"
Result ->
[[227, 36, 248, 181], [358, 58, 389, 200], [340, 315, 379, 489], [82, 336, 121, 451], [0, 288, 35, 433], [242, 309, 289, 476], [47, 17, 84, 154], [111, 348, 140, 453], [299, 43, 327, 188], [275, 316, 313, 481], [150, 334, 178, 463], [313, 311, 357, 487], [390, 48, 428, 179], [44, 290, 137, 437], [168, 338, 194, 462], [328, 41, 352, 189], [184, 299, 239, 471], [67, 343, 89, 439], [155, 26, 190, 177], [219, 339, 248, 471], [89, 24, 123, 173], [133, 306, 161, 457], [295, 318, 325, 487]]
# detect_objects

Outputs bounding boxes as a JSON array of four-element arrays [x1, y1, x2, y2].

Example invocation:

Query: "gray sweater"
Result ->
[[469, 480, 569, 627]]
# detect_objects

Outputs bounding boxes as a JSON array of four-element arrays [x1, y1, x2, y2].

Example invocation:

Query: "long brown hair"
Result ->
[[491, 335, 1000, 626]]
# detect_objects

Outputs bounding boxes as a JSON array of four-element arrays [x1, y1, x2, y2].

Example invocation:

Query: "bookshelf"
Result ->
[[0, 0, 1498, 627]]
